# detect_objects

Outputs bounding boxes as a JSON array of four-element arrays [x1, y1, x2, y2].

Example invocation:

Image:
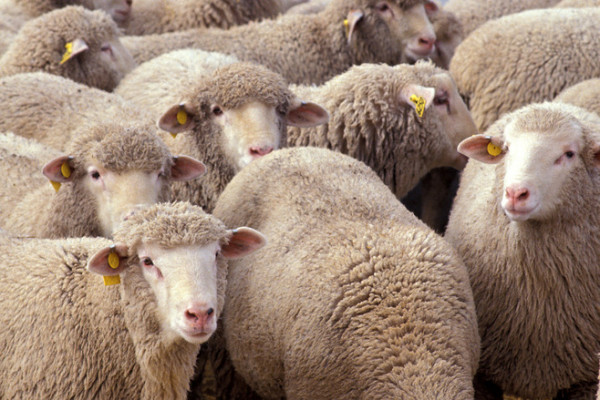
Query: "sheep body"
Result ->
[[555, 78, 600, 116], [450, 8, 600, 132], [212, 147, 480, 399], [445, 102, 600, 398], [554, 0, 600, 7]]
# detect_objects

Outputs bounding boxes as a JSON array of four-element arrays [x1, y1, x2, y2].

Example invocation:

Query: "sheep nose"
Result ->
[[505, 186, 530, 204], [184, 305, 214, 331], [249, 146, 274, 158], [417, 36, 435, 53]]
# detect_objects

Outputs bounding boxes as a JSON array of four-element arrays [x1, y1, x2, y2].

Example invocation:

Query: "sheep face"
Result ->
[[458, 104, 600, 222], [90, 0, 132, 25]]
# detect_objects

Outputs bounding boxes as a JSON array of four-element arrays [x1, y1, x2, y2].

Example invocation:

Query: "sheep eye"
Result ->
[[375, 2, 390, 12], [100, 43, 113, 56], [142, 257, 154, 266], [565, 151, 575, 159], [212, 106, 223, 116], [90, 170, 101, 180]]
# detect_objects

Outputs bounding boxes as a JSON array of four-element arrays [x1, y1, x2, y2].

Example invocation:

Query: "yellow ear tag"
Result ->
[[103, 275, 121, 286], [50, 181, 61, 192], [60, 42, 73, 65], [60, 161, 71, 178], [170, 133, 178, 139], [343, 18, 350, 37], [409, 94, 426, 118], [487, 142, 502, 157], [107, 251, 120, 269], [176, 109, 187, 125]]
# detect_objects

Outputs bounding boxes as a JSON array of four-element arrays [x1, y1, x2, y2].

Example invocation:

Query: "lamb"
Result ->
[[210, 146, 480, 399], [152, 62, 329, 212], [123, 0, 305, 36], [444, 0, 561, 36], [0, 202, 266, 399], [286, 60, 477, 199], [555, 78, 600, 116], [0, 6, 136, 91], [121, 0, 438, 84], [0, 126, 206, 238], [449, 7, 600, 132], [445, 102, 600, 399]]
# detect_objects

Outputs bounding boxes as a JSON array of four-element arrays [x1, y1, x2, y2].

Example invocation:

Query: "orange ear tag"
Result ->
[[487, 142, 502, 157], [409, 95, 426, 117], [60, 42, 73, 65]]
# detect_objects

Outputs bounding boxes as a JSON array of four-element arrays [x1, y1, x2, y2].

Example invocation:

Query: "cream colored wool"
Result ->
[[287, 61, 477, 199], [212, 147, 480, 399], [0, 202, 231, 399], [555, 78, 600, 116], [444, 0, 560, 36], [0, 6, 135, 91], [554, 0, 600, 6], [123, 0, 285, 35], [445, 103, 600, 399], [115, 49, 238, 118], [122, 0, 432, 85], [450, 8, 600, 132]]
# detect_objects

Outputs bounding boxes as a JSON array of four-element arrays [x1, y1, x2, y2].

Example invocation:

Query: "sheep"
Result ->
[[555, 78, 600, 116], [450, 7, 600, 132], [0, 201, 266, 399], [121, 0, 439, 85], [0, 6, 136, 91], [0, 126, 206, 239], [210, 146, 480, 399], [153, 62, 329, 212], [123, 0, 305, 36], [444, 0, 561, 36], [285, 0, 330, 13], [286, 60, 477, 200], [554, 0, 600, 7], [114, 49, 239, 118], [445, 102, 600, 399]]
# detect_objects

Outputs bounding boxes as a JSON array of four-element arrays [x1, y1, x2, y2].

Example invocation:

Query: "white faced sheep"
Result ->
[[0, 202, 266, 399], [287, 60, 477, 199], [445, 102, 600, 399], [0, 6, 135, 91], [211, 146, 480, 399], [155, 62, 329, 211], [555, 78, 600, 117], [121, 0, 438, 84], [449, 7, 600, 132], [0, 126, 206, 238]]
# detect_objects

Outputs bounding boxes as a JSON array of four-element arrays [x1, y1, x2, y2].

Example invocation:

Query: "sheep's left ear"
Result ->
[[42, 155, 74, 192], [60, 38, 88, 65], [344, 9, 364, 44], [158, 103, 195, 137], [221, 227, 267, 259], [287, 100, 329, 128], [400, 84, 435, 118], [170, 155, 206, 181], [458, 134, 506, 164], [87, 244, 129, 276]]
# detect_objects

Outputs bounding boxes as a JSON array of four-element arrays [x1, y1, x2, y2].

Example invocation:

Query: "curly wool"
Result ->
[[450, 7, 600, 131], [0, 6, 131, 91]]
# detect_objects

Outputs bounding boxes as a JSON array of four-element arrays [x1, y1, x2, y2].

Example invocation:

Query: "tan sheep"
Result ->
[[211, 147, 480, 399], [445, 102, 600, 399], [287, 60, 477, 199], [0, 6, 135, 91], [0, 0, 132, 25], [121, 0, 438, 84], [444, 0, 560, 36], [0, 126, 206, 238], [450, 7, 600, 132], [554, 78, 600, 116], [0, 202, 266, 399]]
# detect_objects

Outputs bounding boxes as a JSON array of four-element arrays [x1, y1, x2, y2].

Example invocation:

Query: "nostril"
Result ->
[[418, 37, 434, 49], [207, 308, 214, 316], [249, 146, 274, 157], [517, 190, 529, 201], [185, 310, 197, 321]]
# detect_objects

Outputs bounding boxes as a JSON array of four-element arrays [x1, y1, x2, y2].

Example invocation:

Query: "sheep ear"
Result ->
[[458, 134, 506, 164], [171, 155, 206, 181], [592, 145, 600, 168], [221, 227, 267, 259], [60, 38, 88, 64], [344, 9, 364, 44], [158, 103, 195, 135], [42, 155, 74, 191], [400, 84, 435, 117], [287, 100, 329, 128], [87, 244, 129, 276]]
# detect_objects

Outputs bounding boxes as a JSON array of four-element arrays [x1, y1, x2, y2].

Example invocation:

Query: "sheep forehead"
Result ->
[[138, 242, 219, 275]]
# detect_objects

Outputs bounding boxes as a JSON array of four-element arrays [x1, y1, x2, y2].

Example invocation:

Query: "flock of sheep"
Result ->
[[0, 0, 600, 399]]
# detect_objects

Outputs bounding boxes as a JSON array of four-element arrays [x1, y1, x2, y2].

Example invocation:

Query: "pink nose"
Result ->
[[184, 304, 214, 332], [505, 186, 530, 206], [249, 146, 274, 157], [417, 36, 435, 53]]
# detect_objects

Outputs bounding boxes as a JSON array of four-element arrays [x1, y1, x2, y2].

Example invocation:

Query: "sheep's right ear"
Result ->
[[287, 100, 329, 128], [458, 134, 506, 164], [87, 244, 129, 276], [171, 155, 206, 181], [158, 103, 195, 136], [42, 155, 74, 192], [344, 9, 364, 44], [221, 227, 267, 259], [60, 38, 88, 65], [400, 84, 435, 118]]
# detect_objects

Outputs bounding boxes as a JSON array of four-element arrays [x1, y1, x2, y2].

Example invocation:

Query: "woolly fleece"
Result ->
[[555, 78, 600, 116]]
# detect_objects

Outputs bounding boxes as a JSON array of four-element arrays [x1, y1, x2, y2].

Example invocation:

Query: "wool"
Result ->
[[555, 78, 600, 116], [554, 0, 600, 6]]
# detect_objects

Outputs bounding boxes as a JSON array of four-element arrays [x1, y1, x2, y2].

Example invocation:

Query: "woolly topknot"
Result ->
[[67, 123, 173, 175], [190, 62, 295, 114], [114, 202, 230, 253]]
